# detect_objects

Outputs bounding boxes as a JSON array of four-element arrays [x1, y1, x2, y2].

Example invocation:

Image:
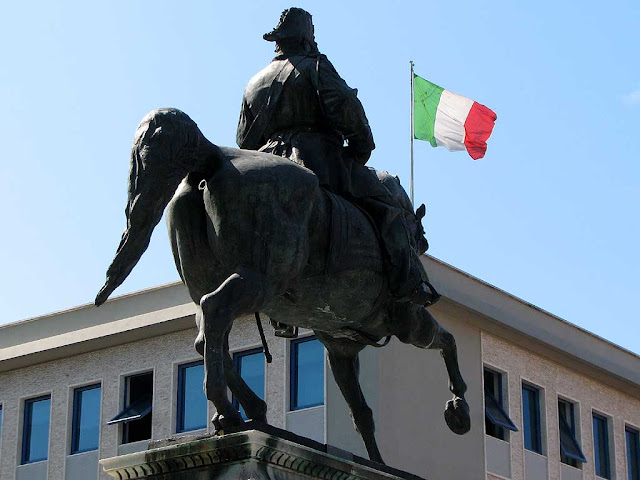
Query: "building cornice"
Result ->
[[424, 255, 640, 396]]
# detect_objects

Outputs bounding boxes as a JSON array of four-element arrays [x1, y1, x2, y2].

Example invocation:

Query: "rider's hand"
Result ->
[[344, 144, 371, 165]]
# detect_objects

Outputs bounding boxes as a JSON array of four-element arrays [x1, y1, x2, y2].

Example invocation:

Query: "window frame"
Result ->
[[21, 394, 52, 464], [522, 383, 543, 455], [290, 336, 325, 411], [627, 425, 640, 480], [70, 383, 102, 455], [557, 398, 587, 466], [176, 360, 207, 433], [231, 347, 266, 418], [483, 367, 517, 440], [592, 411, 612, 479]]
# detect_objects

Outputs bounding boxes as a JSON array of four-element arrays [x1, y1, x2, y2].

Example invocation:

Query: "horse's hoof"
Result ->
[[444, 397, 470, 435], [194, 332, 204, 356], [251, 414, 268, 425], [212, 411, 243, 435], [212, 413, 222, 433]]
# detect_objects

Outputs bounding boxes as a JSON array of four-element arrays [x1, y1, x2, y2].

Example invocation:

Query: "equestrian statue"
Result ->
[[96, 8, 470, 465]]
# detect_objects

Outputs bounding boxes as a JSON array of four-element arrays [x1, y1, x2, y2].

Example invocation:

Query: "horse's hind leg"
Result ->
[[316, 333, 384, 465], [221, 333, 267, 424], [200, 266, 267, 431], [390, 302, 471, 435]]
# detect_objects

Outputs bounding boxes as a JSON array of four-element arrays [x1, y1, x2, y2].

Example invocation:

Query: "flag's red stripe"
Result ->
[[464, 102, 497, 160]]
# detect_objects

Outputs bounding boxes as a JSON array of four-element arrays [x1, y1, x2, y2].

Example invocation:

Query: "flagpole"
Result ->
[[410, 60, 415, 206]]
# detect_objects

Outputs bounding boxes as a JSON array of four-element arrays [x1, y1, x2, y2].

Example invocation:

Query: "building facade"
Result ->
[[0, 256, 638, 480]]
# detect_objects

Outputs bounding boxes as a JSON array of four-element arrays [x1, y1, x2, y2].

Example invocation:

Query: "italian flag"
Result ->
[[413, 74, 497, 160]]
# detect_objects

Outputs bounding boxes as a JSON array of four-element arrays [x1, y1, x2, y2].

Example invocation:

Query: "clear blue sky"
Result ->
[[1, 1, 638, 353]]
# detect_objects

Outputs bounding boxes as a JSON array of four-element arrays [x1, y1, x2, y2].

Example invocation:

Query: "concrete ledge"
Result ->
[[101, 425, 425, 480], [0, 304, 196, 373]]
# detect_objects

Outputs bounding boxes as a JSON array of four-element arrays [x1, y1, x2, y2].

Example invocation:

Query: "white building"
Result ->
[[0, 256, 638, 480]]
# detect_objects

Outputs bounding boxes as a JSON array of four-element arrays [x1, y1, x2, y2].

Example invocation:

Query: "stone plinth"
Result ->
[[100, 423, 425, 480]]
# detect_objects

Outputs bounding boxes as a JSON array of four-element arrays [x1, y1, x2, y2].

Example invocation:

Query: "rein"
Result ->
[[255, 313, 273, 363]]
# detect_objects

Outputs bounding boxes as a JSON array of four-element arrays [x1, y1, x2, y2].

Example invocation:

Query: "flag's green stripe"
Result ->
[[413, 75, 444, 147]]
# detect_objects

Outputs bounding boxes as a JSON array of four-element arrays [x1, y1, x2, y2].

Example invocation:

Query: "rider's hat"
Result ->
[[264, 7, 316, 47]]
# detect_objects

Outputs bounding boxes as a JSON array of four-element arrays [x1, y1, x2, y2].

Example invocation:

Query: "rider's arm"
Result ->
[[316, 57, 375, 165], [236, 96, 261, 150]]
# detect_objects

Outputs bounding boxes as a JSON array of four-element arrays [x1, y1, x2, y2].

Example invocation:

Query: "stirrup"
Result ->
[[422, 281, 441, 307], [406, 281, 441, 307], [270, 320, 298, 339]]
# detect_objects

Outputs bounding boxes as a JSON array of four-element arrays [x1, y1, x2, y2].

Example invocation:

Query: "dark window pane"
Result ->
[[232, 349, 265, 420], [72, 384, 101, 454], [484, 369, 504, 440], [626, 427, 639, 480], [177, 361, 207, 432], [484, 368, 517, 439], [22, 396, 51, 464], [291, 337, 324, 410], [485, 389, 518, 433], [522, 385, 542, 454], [107, 372, 153, 444], [558, 400, 586, 465], [593, 414, 611, 479]]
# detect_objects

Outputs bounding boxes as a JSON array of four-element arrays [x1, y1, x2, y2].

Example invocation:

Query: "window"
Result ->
[[232, 348, 265, 420], [177, 361, 207, 432], [71, 384, 101, 454], [22, 395, 51, 464], [522, 384, 543, 454], [593, 413, 611, 479], [484, 368, 517, 440], [558, 399, 586, 466], [290, 337, 324, 411], [626, 426, 639, 480], [108, 372, 153, 444]]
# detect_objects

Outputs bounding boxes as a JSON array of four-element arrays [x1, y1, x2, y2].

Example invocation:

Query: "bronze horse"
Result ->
[[96, 108, 470, 464]]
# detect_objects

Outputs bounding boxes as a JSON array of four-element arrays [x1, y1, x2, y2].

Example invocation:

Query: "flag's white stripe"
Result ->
[[433, 90, 474, 152]]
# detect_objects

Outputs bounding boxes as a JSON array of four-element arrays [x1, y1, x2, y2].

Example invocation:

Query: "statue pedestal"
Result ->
[[100, 422, 425, 480]]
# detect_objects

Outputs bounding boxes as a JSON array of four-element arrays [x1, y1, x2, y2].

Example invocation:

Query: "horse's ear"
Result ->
[[416, 204, 426, 220]]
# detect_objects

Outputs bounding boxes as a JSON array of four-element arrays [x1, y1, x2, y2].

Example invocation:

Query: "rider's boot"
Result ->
[[360, 196, 440, 307], [398, 249, 441, 307]]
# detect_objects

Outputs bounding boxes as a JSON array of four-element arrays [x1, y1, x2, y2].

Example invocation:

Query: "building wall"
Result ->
[[325, 299, 487, 479], [482, 331, 640, 480], [376, 301, 486, 480], [1, 261, 639, 480], [0, 314, 315, 480], [0, 326, 202, 480]]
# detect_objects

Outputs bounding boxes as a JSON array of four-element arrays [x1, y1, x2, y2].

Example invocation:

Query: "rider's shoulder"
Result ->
[[245, 60, 285, 91]]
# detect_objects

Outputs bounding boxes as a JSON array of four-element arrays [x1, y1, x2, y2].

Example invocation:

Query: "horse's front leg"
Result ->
[[200, 267, 267, 431], [390, 302, 470, 435], [316, 333, 384, 465]]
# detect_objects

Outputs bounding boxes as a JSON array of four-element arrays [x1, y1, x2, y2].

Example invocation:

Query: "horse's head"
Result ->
[[409, 203, 429, 255], [95, 108, 217, 306]]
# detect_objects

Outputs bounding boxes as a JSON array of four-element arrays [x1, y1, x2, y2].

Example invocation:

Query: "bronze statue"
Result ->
[[238, 8, 435, 307], [96, 8, 470, 466]]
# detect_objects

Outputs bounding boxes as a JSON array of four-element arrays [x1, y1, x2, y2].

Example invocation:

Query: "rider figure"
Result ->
[[237, 8, 437, 335]]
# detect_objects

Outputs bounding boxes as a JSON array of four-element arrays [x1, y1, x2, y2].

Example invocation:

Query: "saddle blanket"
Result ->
[[324, 190, 384, 275]]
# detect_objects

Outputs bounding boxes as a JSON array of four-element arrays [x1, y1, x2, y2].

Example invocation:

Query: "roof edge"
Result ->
[[423, 254, 639, 362], [0, 280, 184, 331]]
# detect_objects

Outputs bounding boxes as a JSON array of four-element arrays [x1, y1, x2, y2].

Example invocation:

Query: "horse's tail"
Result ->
[[96, 108, 221, 306]]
